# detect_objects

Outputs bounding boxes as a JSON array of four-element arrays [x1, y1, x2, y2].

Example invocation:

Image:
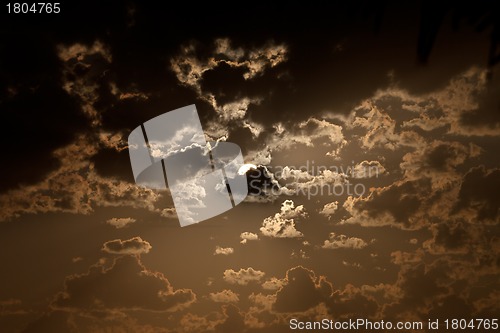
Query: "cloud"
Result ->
[[349, 101, 403, 150], [208, 290, 239, 303], [102, 237, 152, 255], [109, 82, 148, 101], [273, 266, 332, 313], [453, 166, 500, 223], [216, 97, 262, 122], [400, 140, 471, 190], [273, 166, 348, 198], [214, 246, 234, 256], [290, 118, 346, 149], [429, 67, 500, 136], [322, 233, 370, 250], [171, 38, 287, 94], [57, 40, 111, 62], [245, 117, 347, 166], [247, 266, 391, 323], [473, 290, 500, 317], [169, 38, 287, 141], [261, 278, 286, 291], [319, 201, 338, 219], [214, 304, 246, 333], [223, 268, 265, 285], [106, 217, 136, 229], [390, 249, 425, 265], [160, 207, 177, 218], [98, 132, 129, 152], [260, 200, 307, 238], [54, 256, 196, 314], [341, 180, 425, 230], [179, 312, 224, 333], [58, 40, 112, 126], [351, 161, 386, 179], [422, 222, 472, 255], [347, 68, 500, 149], [0, 298, 27, 316], [240, 232, 259, 244], [0, 134, 163, 222], [245, 165, 286, 201]]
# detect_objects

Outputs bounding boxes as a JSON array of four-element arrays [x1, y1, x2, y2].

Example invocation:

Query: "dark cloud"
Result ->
[[102, 236, 152, 255], [214, 304, 246, 333], [90, 148, 135, 182], [327, 285, 379, 319], [454, 166, 500, 221], [54, 255, 195, 313], [0, 32, 88, 193], [260, 200, 307, 238], [0, 135, 164, 221], [357, 180, 423, 227], [246, 166, 281, 197], [383, 262, 450, 320], [274, 266, 332, 313], [1, 1, 499, 332]]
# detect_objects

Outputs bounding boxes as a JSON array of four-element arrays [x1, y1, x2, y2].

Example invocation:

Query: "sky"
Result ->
[[0, 1, 499, 332]]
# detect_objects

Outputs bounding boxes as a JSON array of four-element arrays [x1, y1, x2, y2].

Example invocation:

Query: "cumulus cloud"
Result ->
[[54, 256, 196, 314], [276, 166, 347, 196], [171, 38, 287, 94], [319, 201, 338, 219], [351, 161, 386, 179], [245, 117, 347, 166], [208, 290, 239, 303], [346, 68, 500, 156], [0, 132, 163, 222], [160, 207, 177, 218], [322, 233, 370, 250], [216, 97, 262, 122], [292, 118, 346, 149], [0, 41, 167, 222], [400, 140, 471, 190], [169, 38, 286, 140], [106, 217, 136, 229], [349, 102, 403, 151], [341, 181, 425, 230], [240, 232, 259, 244], [260, 200, 307, 238], [223, 268, 265, 285], [262, 277, 286, 291], [214, 246, 234, 256], [102, 237, 152, 255], [57, 40, 111, 62], [214, 304, 246, 333], [426, 67, 500, 136], [273, 266, 333, 313]]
